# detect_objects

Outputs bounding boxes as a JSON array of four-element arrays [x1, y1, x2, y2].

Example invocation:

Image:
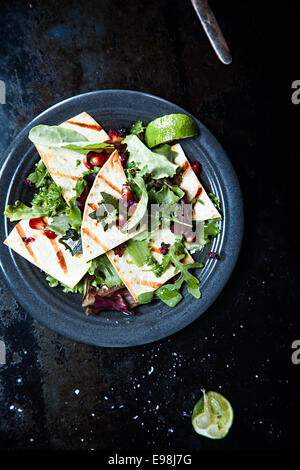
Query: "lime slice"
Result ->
[[192, 390, 233, 439], [145, 114, 198, 148]]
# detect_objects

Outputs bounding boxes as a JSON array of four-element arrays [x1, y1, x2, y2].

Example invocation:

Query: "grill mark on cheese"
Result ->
[[178, 161, 189, 179], [82, 227, 108, 251], [88, 203, 98, 211], [52, 171, 80, 180], [65, 120, 103, 131], [136, 279, 163, 288], [98, 174, 122, 195], [15, 225, 37, 263], [194, 186, 203, 200], [47, 237, 68, 274]]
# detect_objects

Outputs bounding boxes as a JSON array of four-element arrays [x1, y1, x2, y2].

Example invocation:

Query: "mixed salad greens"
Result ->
[[4, 113, 222, 315]]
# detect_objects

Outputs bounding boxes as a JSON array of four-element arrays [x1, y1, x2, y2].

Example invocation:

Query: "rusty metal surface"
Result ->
[[0, 0, 299, 450]]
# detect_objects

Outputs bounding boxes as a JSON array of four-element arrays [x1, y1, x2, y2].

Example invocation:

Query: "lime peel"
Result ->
[[192, 390, 233, 439], [145, 114, 198, 148]]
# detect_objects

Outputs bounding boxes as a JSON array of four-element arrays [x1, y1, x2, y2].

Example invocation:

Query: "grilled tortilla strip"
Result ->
[[81, 150, 144, 261], [34, 112, 109, 202], [106, 229, 194, 302], [4, 219, 90, 289], [172, 144, 221, 221]]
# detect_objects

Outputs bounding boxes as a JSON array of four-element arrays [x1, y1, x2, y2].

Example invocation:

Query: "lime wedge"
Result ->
[[145, 114, 198, 148], [192, 390, 233, 439]]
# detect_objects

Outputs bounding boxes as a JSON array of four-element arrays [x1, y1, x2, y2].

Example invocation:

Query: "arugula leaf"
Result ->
[[26, 159, 49, 188], [59, 228, 82, 255], [138, 291, 154, 304], [150, 238, 186, 278], [89, 255, 124, 288], [156, 289, 182, 308], [208, 193, 221, 210], [47, 213, 72, 235], [29, 125, 87, 146], [130, 120, 145, 135], [89, 193, 119, 231], [204, 218, 221, 245], [156, 256, 204, 306], [124, 135, 179, 179]]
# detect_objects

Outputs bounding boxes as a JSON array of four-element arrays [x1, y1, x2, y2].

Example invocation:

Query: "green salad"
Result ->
[[3, 112, 222, 315]]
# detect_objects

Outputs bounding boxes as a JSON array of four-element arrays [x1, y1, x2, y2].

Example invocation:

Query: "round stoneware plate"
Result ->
[[0, 90, 243, 347]]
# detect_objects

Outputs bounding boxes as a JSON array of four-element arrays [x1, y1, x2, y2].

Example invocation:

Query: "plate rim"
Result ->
[[0, 89, 244, 347]]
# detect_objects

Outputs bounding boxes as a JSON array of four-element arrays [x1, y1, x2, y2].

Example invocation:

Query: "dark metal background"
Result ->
[[0, 0, 298, 450]]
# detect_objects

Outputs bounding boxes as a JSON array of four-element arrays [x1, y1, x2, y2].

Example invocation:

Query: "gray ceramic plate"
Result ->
[[0, 90, 243, 347]]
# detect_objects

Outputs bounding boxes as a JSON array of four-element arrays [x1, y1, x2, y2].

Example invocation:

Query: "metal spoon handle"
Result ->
[[190, 0, 232, 64]]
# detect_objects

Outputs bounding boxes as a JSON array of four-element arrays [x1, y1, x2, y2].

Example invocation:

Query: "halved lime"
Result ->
[[192, 390, 233, 439], [145, 114, 198, 148]]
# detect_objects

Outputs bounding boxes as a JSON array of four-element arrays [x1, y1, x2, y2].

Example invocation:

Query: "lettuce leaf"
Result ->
[[29, 124, 87, 146], [124, 236, 152, 268], [4, 201, 48, 221], [47, 213, 72, 235], [45, 274, 86, 294], [124, 135, 179, 179], [26, 159, 49, 188], [130, 120, 145, 135], [4, 180, 67, 221], [88, 255, 124, 288], [148, 186, 184, 205], [66, 179, 87, 232]]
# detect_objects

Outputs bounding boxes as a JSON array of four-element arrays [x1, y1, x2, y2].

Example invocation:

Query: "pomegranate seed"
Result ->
[[102, 150, 112, 161], [83, 156, 93, 170], [113, 242, 127, 257], [120, 153, 128, 167], [122, 185, 133, 201], [22, 237, 35, 243], [160, 242, 170, 255], [116, 213, 126, 227], [88, 152, 105, 167], [127, 201, 138, 216], [29, 218, 46, 230], [191, 161, 202, 175], [108, 129, 119, 142], [44, 230, 58, 239], [185, 233, 196, 243], [208, 251, 219, 259]]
